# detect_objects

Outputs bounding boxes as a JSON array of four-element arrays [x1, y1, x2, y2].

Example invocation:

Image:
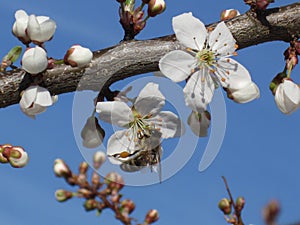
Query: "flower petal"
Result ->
[[20, 85, 38, 109], [159, 50, 194, 82], [172, 12, 207, 50], [187, 111, 211, 137], [96, 101, 133, 127], [21, 46, 48, 74], [183, 69, 215, 112], [134, 82, 165, 116], [148, 111, 182, 138], [230, 81, 260, 103], [35, 86, 53, 106], [107, 130, 139, 165], [275, 80, 300, 114], [209, 22, 236, 56], [216, 58, 251, 90]]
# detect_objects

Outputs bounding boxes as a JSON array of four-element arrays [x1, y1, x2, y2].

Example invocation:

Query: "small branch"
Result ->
[[0, 2, 300, 108]]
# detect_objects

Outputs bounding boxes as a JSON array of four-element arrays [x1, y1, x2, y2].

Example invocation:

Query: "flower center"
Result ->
[[129, 107, 151, 139], [196, 49, 216, 67]]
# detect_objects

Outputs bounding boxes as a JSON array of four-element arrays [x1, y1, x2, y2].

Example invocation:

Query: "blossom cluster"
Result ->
[[53, 153, 159, 224], [0, 144, 29, 168], [117, 0, 166, 39], [11, 9, 93, 118]]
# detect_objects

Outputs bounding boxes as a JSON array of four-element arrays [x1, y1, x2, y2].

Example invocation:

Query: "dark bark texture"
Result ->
[[0, 2, 300, 108]]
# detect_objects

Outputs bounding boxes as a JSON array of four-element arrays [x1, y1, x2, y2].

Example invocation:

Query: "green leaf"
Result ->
[[3, 46, 22, 63]]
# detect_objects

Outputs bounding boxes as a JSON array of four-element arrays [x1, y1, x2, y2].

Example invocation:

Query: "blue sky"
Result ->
[[1, 1, 300, 225]]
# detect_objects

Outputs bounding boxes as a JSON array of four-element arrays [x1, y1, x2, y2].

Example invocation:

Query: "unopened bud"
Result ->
[[79, 161, 89, 174], [121, 199, 135, 214], [91, 172, 101, 187], [93, 151, 106, 169], [145, 209, 159, 224], [55, 189, 73, 202], [220, 9, 240, 21], [9, 146, 29, 168], [105, 172, 124, 191], [218, 198, 232, 215], [263, 199, 280, 224], [64, 45, 93, 67], [236, 196, 245, 212], [53, 159, 72, 178], [148, 0, 166, 17], [77, 188, 93, 198], [84, 199, 98, 211]]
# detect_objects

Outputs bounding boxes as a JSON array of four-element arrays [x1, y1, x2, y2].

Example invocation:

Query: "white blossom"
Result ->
[[227, 81, 260, 103], [274, 79, 300, 114], [81, 116, 105, 148], [188, 111, 211, 137], [64, 45, 93, 67], [159, 12, 259, 112], [21, 46, 48, 74], [19, 85, 57, 119], [12, 10, 30, 44], [26, 14, 56, 44], [96, 82, 181, 164]]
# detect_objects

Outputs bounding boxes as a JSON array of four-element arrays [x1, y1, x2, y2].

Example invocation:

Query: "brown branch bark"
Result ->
[[0, 2, 299, 108]]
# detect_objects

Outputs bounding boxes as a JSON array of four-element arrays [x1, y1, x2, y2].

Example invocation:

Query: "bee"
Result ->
[[109, 129, 163, 183]]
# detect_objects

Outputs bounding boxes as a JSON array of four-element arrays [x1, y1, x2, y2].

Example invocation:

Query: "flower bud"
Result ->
[[235, 196, 245, 212], [77, 188, 93, 198], [83, 199, 98, 211], [256, 0, 273, 10], [55, 189, 73, 202], [0, 144, 11, 163], [220, 9, 240, 21], [81, 117, 105, 149], [121, 199, 135, 214], [27, 14, 56, 44], [147, 0, 166, 17], [274, 79, 300, 114], [263, 200, 280, 224], [218, 198, 232, 215], [144, 209, 159, 224], [93, 151, 106, 169], [54, 159, 72, 178], [79, 161, 89, 174], [12, 10, 31, 45], [21, 46, 48, 74], [8, 146, 29, 168], [105, 172, 124, 191], [64, 45, 93, 67]]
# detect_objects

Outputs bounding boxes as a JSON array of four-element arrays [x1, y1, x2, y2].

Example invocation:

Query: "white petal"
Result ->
[[275, 80, 300, 114], [21, 46, 48, 74], [209, 22, 236, 56], [27, 15, 56, 43], [107, 130, 138, 165], [230, 82, 260, 103], [12, 10, 29, 40], [35, 86, 53, 106], [20, 85, 38, 109], [159, 50, 195, 82], [134, 82, 165, 116], [21, 104, 47, 118], [96, 101, 133, 127], [148, 111, 182, 138], [81, 117, 104, 148], [282, 79, 300, 104], [172, 12, 207, 50], [66, 45, 93, 67], [216, 58, 251, 90], [187, 111, 210, 137], [183, 69, 215, 112]]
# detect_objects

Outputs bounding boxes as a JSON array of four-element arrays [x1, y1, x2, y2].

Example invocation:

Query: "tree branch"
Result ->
[[0, 2, 299, 108]]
